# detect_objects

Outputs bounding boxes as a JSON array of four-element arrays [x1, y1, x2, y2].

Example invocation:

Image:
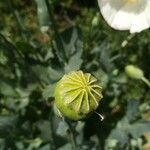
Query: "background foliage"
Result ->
[[0, 0, 150, 149]]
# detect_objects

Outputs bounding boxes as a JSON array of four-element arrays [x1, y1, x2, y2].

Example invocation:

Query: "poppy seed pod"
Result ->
[[54, 71, 103, 120]]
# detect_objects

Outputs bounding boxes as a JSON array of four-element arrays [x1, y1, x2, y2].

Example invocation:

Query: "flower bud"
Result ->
[[92, 16, 99, 27], [54, 71, 103, 120], [125, 65, 144, 79]]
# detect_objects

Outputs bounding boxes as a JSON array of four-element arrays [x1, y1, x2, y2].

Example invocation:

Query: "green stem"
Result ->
[[49, 109, 56, 150], [141, 76, 150, 88], [65, 119, 77, 150], [44, 0, 68, 63]]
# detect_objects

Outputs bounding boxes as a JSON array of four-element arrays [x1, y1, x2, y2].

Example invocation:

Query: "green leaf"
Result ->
[[57, 143, 72, 150], [129, 121, 150, 138], [0, 116, 17, 138], [0, 34, 16, 60], [108, 129, 129, 149], [42, 84, 55, 99], [61, 27, 83, 58], [36, 120, 52, 142], [16, 42, 36, 54], [93, 69, 109, 88], [125, 100, 140, 122], [54, 27, 83, 63], [35, 0, 51, 32], [64, 49, 83, 73], [56, 121, 69, 137], [31, 65, 63, 83], [38, 144, 51, 150], [99, 42, 114, 73], [0, 79, 17, 96]]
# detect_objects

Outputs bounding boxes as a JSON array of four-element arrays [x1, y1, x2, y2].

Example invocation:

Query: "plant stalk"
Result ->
[[44, 0, 68, 63], [141, 76, 150, 88], [65, 119, 77, 150]]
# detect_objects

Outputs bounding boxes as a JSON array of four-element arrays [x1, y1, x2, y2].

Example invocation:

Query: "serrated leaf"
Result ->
[[38, 144, 51, 150], [93, 69, 109, 88], [108, 129, 129, 149], [35, 0, 50, 31], [0, 116, 17, 137], [64, 49, 83, 73], [61, 27, 82, 58], [56, 121, 69, 137], [99, 42, 113, 73], [42, 84, 55, 99], [54, 27, 83, 63], [125, 100, 140, 122], [0, 79, 17, 96], [31, 65, 63, 83], [57, 143, 72, 150], [129, 121, 150, 138], [36, 120, 52, 142]]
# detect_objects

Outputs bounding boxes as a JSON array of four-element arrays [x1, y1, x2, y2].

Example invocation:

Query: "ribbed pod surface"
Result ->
[[54, 71, 103, 120]]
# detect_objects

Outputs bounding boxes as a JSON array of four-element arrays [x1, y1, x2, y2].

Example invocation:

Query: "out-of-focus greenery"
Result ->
[[0, 0, 150, 149]]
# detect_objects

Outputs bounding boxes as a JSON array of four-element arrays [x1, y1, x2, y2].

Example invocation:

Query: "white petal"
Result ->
[[98, 0, 150, 33], [130, 12, 149, 33], [145, 1, 150, 25], [111, 9, 133, 30]]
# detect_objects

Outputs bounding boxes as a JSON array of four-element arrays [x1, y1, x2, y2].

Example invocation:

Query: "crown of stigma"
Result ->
[[54, 71, 103, 120]]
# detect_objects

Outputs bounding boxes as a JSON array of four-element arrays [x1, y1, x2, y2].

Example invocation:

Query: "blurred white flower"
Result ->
[[98, 0, 150, 33]]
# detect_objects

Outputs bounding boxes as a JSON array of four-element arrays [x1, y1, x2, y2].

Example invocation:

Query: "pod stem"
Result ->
[[141, 76, 150, 88], [65, 119, 77, 150], [49, 109, 57, 150]]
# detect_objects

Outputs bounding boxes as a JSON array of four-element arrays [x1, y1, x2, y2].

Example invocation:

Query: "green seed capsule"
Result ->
[[92, 16, 99, 27], [125, 65, 144, 80], [54, 71, 103, 120]]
